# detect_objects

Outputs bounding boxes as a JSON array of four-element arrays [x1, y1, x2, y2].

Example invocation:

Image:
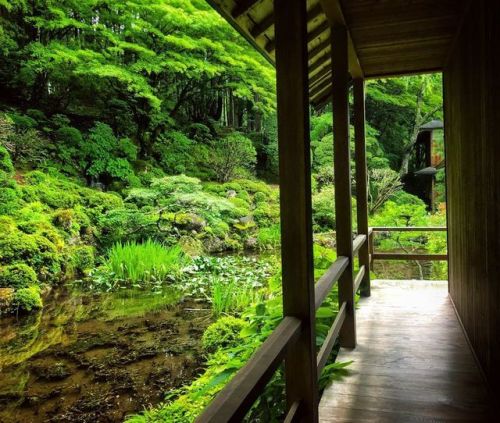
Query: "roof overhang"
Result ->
[[206, 0, 470, 107]]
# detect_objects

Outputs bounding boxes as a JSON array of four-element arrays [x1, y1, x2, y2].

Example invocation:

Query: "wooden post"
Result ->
[[353, 78, 371, 297], [275, 0, 318, 420], [369, 230, 374, 271], [331, 26, 356, 348]]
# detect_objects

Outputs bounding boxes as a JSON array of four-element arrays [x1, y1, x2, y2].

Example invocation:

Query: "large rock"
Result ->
[[0, 288, 15, 315], [174, 213, 206, 232]]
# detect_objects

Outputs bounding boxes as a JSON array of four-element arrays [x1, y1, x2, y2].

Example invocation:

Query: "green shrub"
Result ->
[[125, 188, 159, 207], [0, 230, 61, 281], [232, 179, 272, 195], [151, 174, 202, 195], [152, 131, 199, 175], [207, 133, 257, 182], [253, 203, 279, 226], [68, 245, 95, 276], [98, 208, 159, 247], [256, 224, 281, 250], [83, 122, 138, 184], [13, 286, 43, 312], [0, 216, 16, 234], [0, 187, 21, 214], [0, 264, 37, 288], [0, 145, 14, 174], [314, 244, 336, 271], [312, 186, 336, 231], [253, 191, 267, 203], [209, 221, 230, 238], [202, 316, 246, 353]]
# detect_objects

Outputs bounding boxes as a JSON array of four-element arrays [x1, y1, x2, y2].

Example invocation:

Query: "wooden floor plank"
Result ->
[[319, 280, 490, 422]]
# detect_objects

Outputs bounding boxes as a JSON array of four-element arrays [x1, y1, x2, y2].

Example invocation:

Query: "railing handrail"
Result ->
[[194, 316, 302, 422], [368, 226, 448, 263], [196, 233, 371, 422], [371, 226, 447, 232]]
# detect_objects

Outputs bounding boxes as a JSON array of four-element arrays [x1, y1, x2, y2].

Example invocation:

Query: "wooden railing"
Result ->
[[195, 235, 369, 423], [369, 227, 448, 267]]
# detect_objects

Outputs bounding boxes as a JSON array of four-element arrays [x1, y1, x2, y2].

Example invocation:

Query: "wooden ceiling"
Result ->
[[207, 0, 470, 105]]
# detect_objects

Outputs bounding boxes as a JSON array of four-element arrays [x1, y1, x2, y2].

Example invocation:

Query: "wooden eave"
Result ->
[[206, 0, 470, 106]]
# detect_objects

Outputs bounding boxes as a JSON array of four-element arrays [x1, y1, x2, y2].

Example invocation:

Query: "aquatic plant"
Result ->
[[256, 224, 281, 250], [103, 240, 186, 286], [209, 277, 262, 317]]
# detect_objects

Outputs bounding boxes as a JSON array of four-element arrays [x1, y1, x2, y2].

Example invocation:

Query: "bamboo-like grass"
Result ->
[[106, 240, 184, 285]]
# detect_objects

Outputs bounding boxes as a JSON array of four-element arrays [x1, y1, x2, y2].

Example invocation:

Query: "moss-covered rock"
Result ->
[[173, 213, 206, 232], [0, 264, 38, 288], [13, 286, 43, 312], [0, 287, 15, 315]]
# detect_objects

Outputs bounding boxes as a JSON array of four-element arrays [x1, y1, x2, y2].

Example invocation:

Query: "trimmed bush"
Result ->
[[202, 316, 246, 353], [0, 264, 37, 288]]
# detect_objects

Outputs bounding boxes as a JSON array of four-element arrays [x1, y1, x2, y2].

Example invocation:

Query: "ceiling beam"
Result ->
[[319, 0, 363, 78], [308, 38, 330, 61], [309, 53, 331, 75], [309, 65, 331, 85], [309, 76, 332, 99], [266, 18, 329, 53], [231, 0, 260, 19], [250, 12, 274, 37], [251, 3, 324, 39]]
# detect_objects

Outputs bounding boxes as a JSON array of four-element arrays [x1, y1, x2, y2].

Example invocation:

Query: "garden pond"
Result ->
[[0, 285, 211, 423]]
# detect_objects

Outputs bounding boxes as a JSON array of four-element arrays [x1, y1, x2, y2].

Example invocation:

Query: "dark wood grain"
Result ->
[[332, 25, 356, 349], [353, 79, 370, 297], [444, 0, 500, 395], [275, 0, 318, 420]]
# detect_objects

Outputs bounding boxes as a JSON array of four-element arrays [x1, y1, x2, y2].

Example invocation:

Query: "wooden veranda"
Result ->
[[195, 1, 499, 421]]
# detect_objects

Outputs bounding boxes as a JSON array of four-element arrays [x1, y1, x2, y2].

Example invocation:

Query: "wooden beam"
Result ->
[[309, 53, 331, 75], [373, 253, 448, 261], [231, 0, 260, 19], [308, 20, 330, 43], [332, 25, 356, 348], [275, 0, 319, 421], [309, 65, 331, 86], [353, 79, 371, 297], [266, 20, 330, 54], [371, 226, 447, 232], [315, 257, 349, 310], [252, 3, 324, 39], [353, 265, 366, 293], [309, 38, 330, 61], [251, 12, 274, 37], [319, 0, 363, 78], [310, 76, 332, 100], [317, 302, 347, 377], [352, 234, 367, 255]]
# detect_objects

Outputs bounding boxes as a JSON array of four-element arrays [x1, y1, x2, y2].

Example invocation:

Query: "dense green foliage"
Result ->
[[0, 0, 447, 421]]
